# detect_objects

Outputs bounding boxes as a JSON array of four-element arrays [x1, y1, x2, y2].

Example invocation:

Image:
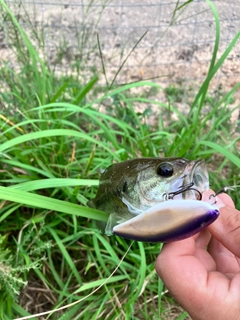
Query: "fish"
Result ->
[[88, 157, 219, 242]]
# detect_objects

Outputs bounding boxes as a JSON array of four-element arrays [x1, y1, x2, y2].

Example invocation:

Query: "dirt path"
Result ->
[[2, 0, 240, 103]]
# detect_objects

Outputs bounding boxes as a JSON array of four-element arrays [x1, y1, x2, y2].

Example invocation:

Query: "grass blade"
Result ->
[[0, 186, 108, 222]]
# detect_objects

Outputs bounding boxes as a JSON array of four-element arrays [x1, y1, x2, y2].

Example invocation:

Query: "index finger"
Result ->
[[202, 190, 240, 257]]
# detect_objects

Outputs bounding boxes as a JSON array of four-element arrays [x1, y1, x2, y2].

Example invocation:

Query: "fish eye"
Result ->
[[156, 163, 174, 177]]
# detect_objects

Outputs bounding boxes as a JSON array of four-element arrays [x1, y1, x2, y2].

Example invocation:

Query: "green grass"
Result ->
[[0, 0, 239, 319]]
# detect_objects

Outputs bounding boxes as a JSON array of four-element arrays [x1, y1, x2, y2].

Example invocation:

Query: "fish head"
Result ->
[[123, 158, 209, 212], [113, 158, 214, 242]]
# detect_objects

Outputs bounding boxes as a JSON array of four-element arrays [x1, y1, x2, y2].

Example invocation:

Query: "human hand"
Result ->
[[155, 190, 240, 320]]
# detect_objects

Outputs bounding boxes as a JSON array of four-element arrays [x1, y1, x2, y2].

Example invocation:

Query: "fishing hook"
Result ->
[[163, 182, 202, 201], [209, 186, 238, 204]]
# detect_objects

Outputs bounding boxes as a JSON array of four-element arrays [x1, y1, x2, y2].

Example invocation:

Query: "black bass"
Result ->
[[88, 158, 219, 242]]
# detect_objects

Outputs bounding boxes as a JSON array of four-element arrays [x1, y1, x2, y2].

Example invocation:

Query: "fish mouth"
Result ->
[[191, 159, 209, 190], [182, 159, 209, 200]]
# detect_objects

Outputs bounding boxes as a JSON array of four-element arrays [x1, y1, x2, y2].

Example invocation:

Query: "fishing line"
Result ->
[[14, 242, 134, 320]]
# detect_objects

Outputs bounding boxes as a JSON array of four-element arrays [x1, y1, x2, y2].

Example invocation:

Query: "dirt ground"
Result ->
[[1, 0, 239, 121], [1, 0, 240, 114], [2, 1, 239, 88]]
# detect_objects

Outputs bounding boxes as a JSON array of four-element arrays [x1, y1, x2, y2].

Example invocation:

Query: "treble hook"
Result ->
[[209, 185, 240, 204], [209, 185, 238, 204], [163, 182, 202, 201]]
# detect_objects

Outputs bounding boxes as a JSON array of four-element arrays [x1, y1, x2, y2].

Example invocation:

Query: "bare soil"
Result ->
[[2, 0, 239, 122]]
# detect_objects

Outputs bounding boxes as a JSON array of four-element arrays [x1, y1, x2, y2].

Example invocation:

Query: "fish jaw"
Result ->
[[112, 200, 219, 242], [184, 160, 209, 197]]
